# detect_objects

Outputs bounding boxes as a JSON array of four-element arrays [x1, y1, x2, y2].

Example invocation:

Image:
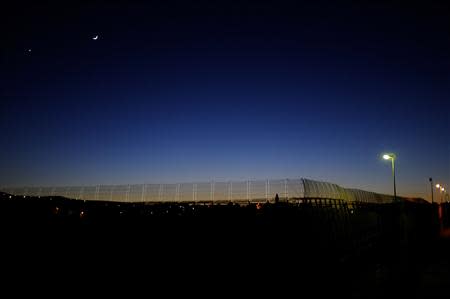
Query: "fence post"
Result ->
[[126, 184, 130, 202], [141, 184, 146, 202], [158, 184, 163, 202], [95, 185, 100, 201], [193, 183, 197, 202], [176, 183, 180, 201], [109, 185, 114, 201], [246, 180, 249, 201], [285, 179, 288, 201], [210, 181, 214, 202]]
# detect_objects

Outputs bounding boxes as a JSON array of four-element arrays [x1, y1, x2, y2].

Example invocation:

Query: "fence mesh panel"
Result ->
[[1, 178, 395, 203]]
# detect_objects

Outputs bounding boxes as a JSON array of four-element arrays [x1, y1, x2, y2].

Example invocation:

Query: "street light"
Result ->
[[429, 177, 434, 204], [383, 153, 397, 201], [436, 184, 445, 203]]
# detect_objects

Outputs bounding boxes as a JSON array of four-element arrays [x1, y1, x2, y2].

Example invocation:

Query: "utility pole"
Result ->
[[430, 177, 434, 204]]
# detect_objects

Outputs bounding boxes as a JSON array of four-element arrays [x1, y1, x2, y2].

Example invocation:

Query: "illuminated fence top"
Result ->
[[0, 178, 395, 204]]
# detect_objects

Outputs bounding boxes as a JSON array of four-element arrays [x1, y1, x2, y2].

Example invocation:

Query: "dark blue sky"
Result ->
[[1, 0, 449, 200]]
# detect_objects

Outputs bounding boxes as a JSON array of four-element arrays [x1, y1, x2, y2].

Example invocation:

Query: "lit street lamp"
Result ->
[[436, 184, 446, 204], [383, 153, 397, 201]]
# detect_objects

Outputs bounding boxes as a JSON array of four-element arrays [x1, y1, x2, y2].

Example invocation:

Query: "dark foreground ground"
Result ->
[[1, 193, 450, 297]]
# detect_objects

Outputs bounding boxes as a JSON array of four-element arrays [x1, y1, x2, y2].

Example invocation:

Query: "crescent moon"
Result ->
[[92, 35, 98, 40]]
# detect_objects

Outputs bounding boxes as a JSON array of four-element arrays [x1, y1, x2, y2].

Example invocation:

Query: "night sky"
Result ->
[[1, 0, 449, 200]]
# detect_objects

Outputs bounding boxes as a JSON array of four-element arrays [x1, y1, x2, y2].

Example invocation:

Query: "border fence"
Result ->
[[1, 178, 398, 203]]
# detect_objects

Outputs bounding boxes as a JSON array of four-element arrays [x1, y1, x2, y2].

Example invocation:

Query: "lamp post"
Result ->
[[429, 177, 434, 204], [383, 153, 397, 201], [436, 184, 442, 204], [436, 184, 446, 204]]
